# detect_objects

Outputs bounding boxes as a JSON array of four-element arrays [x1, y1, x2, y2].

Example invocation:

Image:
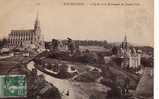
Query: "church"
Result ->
[[7, 14, 44, 50], [118, 35, 141, 69]]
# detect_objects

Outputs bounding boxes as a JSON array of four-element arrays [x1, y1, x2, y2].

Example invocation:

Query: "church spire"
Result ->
[[34, 2, 40, 31], [36, 10, 39, 21], [124, 33, 127, 43], [34, 11, 40, 31], [122, 33, 128, 49]]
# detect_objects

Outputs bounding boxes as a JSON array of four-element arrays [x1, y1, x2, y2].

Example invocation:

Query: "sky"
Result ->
[[0, 0, 153, 46]]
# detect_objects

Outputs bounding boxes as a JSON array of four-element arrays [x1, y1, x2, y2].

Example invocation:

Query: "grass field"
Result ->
[[79, 46, 106, 52]]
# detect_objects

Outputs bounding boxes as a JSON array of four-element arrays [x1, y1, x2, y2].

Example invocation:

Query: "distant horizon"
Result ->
[[0, 35, 153, 47], [0, 0, 153, 47]]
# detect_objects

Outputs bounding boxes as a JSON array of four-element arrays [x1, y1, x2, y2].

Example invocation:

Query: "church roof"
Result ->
[[10, 29, 34, 35], [11, 29, 34, 33]]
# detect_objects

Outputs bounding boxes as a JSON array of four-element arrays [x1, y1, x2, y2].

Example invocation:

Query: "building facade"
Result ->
[[118, 35, 141, 69], [8, 14, 44, 50]]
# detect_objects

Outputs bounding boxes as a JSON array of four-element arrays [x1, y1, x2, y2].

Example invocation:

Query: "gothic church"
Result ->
[[8, 14, 44, 49]]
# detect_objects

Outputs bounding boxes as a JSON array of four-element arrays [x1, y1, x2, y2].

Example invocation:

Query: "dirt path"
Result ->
[[27, 61, 109, 99]]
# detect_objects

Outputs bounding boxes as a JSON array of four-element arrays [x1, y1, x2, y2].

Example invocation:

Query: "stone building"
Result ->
[[118, 35, 141, 69], [7, 14, 44, 50]]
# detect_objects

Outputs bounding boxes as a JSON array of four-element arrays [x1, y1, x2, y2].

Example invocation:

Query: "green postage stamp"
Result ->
[[0, 75, 27, 98]]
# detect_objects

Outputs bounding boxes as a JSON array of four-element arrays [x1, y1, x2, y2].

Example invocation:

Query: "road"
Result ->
[[27, 61, 109, 99]]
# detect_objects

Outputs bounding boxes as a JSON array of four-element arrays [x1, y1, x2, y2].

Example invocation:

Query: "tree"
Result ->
[[51, 39, 59, 51], [67, 38, 75, 54], [112, 46, 118, 55], [0, 38, 8, 48]]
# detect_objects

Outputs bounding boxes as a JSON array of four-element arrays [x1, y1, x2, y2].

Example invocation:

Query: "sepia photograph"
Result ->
[[0, 0, 153, 99]]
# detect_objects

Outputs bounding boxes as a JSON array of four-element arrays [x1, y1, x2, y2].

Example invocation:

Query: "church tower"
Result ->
[[33, 12, 44, 49], [34, 12, 41, 35], [121, 34, 128, 50]]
